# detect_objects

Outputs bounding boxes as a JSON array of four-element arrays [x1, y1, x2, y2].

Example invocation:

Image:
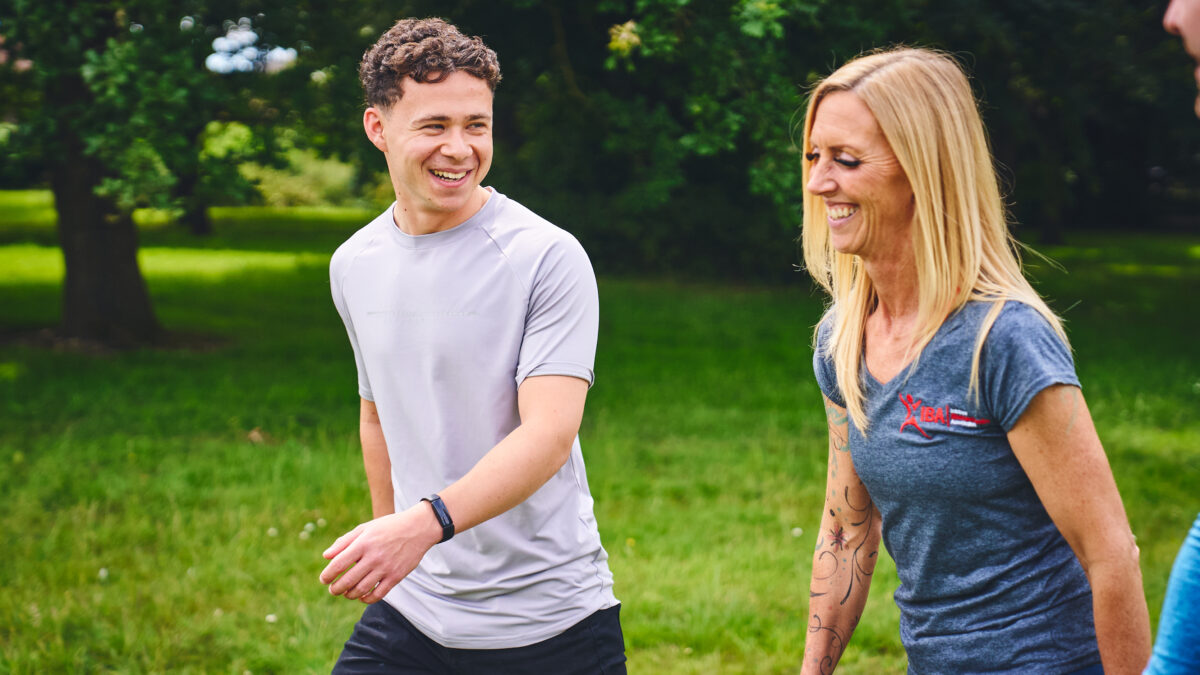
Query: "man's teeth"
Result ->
[[432, 169, 467, 180], [828, 205, 858, 219]]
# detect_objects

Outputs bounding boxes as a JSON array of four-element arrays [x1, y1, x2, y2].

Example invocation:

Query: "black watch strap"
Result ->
[[421, 494, 455, 543]]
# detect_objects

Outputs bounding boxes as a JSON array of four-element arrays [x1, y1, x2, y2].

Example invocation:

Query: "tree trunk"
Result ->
[[180, 204, 213, 236], [51, 134, 162, 346], [174, 132, 213, 236]]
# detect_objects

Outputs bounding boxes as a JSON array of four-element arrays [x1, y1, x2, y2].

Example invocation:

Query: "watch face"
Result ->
[[425, 495, 455, 542]]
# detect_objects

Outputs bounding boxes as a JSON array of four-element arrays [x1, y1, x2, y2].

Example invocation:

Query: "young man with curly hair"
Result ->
[[321, 18, 624, 674]]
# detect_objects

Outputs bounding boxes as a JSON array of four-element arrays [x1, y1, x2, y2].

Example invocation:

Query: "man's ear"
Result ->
[[363, 107, 388, 151]]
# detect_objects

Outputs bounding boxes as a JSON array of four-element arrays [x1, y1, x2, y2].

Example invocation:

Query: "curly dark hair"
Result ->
[[360, 18, 501, 108]]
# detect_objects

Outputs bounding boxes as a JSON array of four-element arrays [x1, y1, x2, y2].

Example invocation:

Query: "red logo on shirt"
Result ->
[[898, 392, 991, 437], [899, 394, 931, 438]]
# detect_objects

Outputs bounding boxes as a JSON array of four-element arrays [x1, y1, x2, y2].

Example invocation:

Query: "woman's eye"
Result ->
[[835, 157, 861, 168], [805, 152, 819, 162]]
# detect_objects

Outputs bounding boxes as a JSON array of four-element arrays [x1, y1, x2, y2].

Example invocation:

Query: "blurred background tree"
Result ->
[[0, 0, 301, 343], [1, 0, 1196, 345]]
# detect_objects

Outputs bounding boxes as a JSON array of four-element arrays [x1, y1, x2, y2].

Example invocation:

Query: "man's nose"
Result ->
[[441, 129, 470, 160]]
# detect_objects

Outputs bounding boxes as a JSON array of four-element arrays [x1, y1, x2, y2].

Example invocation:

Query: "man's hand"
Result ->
[[319, 502, 443, 604]]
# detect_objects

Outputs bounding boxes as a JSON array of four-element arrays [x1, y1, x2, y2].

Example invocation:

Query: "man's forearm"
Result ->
[[437, 375, 584, 535], [321, 378, 585, 605], [438, 414, 574, 534], [360, 399, 394, 519]]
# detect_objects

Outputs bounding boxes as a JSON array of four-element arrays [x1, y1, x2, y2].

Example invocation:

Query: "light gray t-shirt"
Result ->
[[815, 301, 1099, 673], [330, 189, 617, 649]]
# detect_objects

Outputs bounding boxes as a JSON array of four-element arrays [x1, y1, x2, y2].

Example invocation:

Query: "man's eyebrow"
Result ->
[[411, 113, 492, 125]]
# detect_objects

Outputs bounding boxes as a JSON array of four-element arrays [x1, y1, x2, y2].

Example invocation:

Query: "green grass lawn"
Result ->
[[1, 191, 1197, 673]]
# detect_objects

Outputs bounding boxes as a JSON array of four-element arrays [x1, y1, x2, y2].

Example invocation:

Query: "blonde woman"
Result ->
[[799, 48, 1151, 674]]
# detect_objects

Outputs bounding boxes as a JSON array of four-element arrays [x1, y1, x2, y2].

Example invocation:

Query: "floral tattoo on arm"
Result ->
[[807, 399, 876, 672]]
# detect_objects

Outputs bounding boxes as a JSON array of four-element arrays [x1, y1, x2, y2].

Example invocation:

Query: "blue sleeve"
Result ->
[[1145, 513, 1200, 674], [813, 316, 845, 407], [980, 302, 1079, 431]]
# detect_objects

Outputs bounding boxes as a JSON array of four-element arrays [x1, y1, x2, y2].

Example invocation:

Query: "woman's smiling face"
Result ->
[[805, 91, 914, 259]]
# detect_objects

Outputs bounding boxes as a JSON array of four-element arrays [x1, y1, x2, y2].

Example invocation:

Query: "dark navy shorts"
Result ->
[[331, 602, 626, 674]]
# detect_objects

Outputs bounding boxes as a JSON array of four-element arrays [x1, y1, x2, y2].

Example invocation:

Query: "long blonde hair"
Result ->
[[800, 47, 1068, 433]]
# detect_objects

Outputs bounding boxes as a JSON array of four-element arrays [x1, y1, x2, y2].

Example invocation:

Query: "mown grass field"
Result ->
[[1, 189, 1197, 673]]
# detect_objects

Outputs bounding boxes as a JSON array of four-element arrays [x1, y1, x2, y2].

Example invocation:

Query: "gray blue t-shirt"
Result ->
[[815, 301, 1100, 673], [330, 189, 617, 649]]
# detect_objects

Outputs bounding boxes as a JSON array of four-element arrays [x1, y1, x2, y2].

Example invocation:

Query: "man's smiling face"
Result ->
[[366, 71, 494, 233]]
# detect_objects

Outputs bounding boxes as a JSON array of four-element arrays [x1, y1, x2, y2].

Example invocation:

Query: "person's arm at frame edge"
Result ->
[[1007, 384, 1152, 674], [319, 374, 589, 603]]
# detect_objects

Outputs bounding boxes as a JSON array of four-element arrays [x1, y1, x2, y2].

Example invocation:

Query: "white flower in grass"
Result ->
[[213, 608, 224, 617], [317, 518, 327, 528], [265, 613, 278, 623], [299, 530, 311, 540], [304, 522, 316, 532], [791, 527, 804, 538], [98, 567, 109, 581], [267, 527, 278, 537]]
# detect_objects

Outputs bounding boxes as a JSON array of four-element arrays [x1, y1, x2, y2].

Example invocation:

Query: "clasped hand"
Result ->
[[319, 504, 441, 604]]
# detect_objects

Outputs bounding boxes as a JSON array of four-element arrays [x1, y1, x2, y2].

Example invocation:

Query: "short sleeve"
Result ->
[[813, 315, 845, 407], [515, 235, 599, 387], [330, 245, 374, 401], [980, 302, 1079, 431]]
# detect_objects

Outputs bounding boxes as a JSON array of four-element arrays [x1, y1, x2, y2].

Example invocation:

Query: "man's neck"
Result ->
[[392, 186, 491, 236]]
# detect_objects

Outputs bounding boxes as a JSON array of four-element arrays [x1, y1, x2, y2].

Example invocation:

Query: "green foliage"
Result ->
[[0, 1, 328, 215], [241, 148, 390, 208], [196, 122, 264, 206], [895, 0, 1200, 235], [94, 138, 178, 213]]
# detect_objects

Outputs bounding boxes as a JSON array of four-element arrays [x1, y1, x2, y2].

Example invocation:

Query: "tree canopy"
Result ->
[[1, 0, 1197, 343]]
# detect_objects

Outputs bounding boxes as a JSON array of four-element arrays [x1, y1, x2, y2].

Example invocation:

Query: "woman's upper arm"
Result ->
[[1007, 384, 1136, 567], [820, 394, 877, 532]]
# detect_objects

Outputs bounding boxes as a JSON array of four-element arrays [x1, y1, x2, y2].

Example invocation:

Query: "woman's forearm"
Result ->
[[801, 503, 881, 674], [1088, 552, 1151, 674]]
